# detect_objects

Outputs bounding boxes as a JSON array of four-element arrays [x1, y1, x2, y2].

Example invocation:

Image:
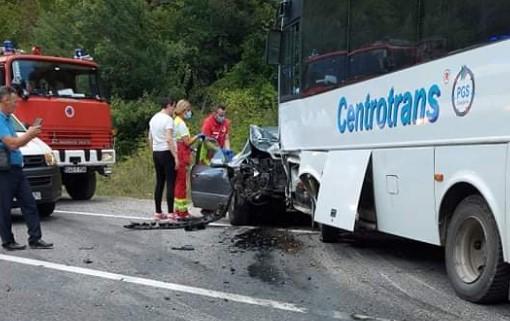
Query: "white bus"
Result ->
[[265, 0, 510, 303]]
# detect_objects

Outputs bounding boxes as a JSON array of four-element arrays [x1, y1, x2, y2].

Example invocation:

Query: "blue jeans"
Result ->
[[0, 166, 42, 244]]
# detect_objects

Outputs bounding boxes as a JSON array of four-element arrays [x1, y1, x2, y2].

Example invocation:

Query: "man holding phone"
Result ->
[[0, 86, 53, 250], [32, 117, 43, 127]]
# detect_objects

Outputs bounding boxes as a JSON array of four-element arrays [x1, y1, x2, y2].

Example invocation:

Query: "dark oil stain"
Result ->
[[228, 228, 303, 285], [232, 228, 302, 253]]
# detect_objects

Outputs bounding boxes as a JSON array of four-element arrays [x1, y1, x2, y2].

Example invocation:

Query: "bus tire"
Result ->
[[228, 191, 251, 226], [65, 171, 96, 200], [320, 224, 339, 243], [445, 195, 510, 303], [37, 202, 55, 217]]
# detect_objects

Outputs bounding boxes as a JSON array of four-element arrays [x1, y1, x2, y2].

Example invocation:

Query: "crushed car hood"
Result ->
[[249, 125, 279, 152], [229, 125, 280, 167]]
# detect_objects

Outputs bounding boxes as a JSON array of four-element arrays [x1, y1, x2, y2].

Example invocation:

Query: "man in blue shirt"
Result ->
[[0, 86, 53, 250]]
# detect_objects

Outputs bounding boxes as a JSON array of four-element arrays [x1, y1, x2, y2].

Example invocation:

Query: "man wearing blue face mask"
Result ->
[[201, 105, 231, 149]]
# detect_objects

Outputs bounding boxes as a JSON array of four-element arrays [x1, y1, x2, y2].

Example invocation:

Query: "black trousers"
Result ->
[[153, 151, 176, 213], [0, 167, 42, 244]]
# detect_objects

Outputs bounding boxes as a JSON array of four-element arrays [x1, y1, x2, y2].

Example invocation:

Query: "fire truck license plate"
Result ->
[[64, 166, 87, 174]]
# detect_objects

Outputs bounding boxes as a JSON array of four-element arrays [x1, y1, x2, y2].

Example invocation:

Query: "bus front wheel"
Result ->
[[445, 195, 510, 303], [65, 171, 96, 200]]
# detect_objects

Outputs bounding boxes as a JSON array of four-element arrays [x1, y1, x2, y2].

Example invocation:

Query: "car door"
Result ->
[[190, 139, 232, 211]]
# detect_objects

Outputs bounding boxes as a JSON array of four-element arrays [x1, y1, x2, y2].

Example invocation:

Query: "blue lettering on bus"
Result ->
[[337, 84, 441, 134]]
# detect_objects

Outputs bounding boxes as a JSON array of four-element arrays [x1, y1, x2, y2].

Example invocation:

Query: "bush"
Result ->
[[208, 83, 277, 151], [96, 142, 154, 198], [111, 96, 159, 159]]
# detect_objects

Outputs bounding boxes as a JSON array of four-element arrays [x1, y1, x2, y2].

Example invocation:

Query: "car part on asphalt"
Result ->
[[123, 204, 227, 231]]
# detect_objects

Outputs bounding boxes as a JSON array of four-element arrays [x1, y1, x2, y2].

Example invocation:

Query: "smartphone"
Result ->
[[32, 117, 43, 126]]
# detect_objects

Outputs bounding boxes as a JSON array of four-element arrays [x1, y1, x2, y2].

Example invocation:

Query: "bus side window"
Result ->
[[348, 0, 417, 82], [301, 0, 348, 97], [418, 0, 448, 62], [448, 0, 510, 52]]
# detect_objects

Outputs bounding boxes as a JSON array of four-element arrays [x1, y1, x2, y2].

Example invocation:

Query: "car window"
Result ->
[[197, 138, 221, 166]]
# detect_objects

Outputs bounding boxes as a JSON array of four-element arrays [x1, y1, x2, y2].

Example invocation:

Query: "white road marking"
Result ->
[[54, 210, 318, 234], [0, 254, 304, 312], [55, 210, 147, 221], [406, 274, 444, 295], [0, 254, 370, 319], [380, 273, 412, 297]]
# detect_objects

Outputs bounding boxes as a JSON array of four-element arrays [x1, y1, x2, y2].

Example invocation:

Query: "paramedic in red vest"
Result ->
[[201, 105, 231, 149]]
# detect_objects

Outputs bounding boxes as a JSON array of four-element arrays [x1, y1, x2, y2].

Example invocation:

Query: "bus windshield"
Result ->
[[11, 60, 101, 99]]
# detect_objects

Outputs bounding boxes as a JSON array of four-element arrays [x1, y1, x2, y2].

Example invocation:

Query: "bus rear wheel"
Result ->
[[445, 195, 510, 303], [65, 171, 96, 200]]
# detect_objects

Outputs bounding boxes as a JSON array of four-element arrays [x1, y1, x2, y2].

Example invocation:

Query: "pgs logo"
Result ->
[[452, 66, 475, 117]]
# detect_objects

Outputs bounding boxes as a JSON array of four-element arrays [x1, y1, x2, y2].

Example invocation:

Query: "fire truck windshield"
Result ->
[[11, 59, 101, 99]]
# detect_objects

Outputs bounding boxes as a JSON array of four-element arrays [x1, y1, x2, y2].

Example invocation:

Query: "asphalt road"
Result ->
[[1, 196, 510, 321]]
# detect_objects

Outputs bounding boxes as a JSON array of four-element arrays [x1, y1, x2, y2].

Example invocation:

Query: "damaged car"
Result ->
[[191, 125, 287, 225]]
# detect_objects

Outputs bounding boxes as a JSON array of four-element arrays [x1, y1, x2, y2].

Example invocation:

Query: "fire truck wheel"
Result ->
[[65, 171, 97, 200], [320, 224, 339, 243], [445, 194, 510, 303], [37, 202, 55, 217], [228, 191, 251, 226]]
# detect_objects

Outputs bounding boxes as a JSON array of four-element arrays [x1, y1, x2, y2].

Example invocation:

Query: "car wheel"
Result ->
[[445, 195, 510, 303], [37, 202, 55, 217], [228, 191, 251, 226]]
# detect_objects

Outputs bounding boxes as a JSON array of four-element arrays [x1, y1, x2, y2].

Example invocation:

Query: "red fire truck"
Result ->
[[0, 43, 115, 200]]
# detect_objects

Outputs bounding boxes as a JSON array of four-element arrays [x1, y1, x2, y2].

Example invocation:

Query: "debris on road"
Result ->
[[123, 207, 226, 231], [171, 245, 195, 251], [83, 258, 93, 264], [78, 246, 95, 250]]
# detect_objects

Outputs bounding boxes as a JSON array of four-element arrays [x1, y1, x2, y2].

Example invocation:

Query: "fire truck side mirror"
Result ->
[[265, 29, 282, 65], [21, 88, 29, 100], [11, 79, 29, 100]]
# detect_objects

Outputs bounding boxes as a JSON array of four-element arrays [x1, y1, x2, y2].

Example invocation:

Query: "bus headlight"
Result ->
[[44, 152, 57, 166]]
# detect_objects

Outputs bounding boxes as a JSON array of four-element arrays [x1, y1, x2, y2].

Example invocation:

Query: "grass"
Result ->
[[96, 144, 155, 199]]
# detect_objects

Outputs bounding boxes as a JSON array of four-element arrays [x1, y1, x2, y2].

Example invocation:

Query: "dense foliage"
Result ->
[[1, 0, 279, 155]]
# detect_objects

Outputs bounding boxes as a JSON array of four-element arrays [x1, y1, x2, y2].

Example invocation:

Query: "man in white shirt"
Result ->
[[148, 97, 178, 220]]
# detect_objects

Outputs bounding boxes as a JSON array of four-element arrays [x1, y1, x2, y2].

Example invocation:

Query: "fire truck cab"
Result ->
[[0, 42, 115, 200]]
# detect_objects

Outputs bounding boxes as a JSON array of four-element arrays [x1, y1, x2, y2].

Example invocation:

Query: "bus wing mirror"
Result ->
[[265, 29, 282, 65]]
